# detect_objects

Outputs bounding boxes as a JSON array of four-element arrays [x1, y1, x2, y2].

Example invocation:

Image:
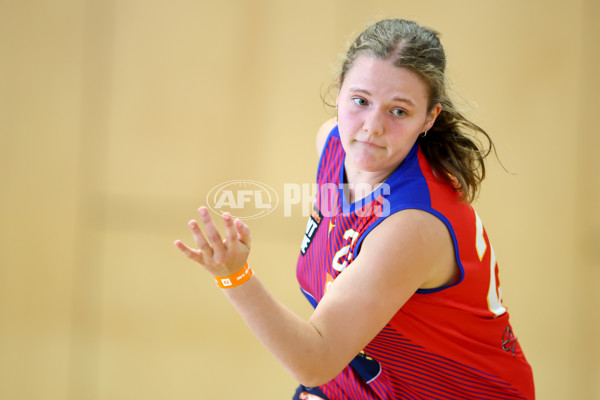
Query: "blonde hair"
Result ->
[[336, 19, 495, 203]]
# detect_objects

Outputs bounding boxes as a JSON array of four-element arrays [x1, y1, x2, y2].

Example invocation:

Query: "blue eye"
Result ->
[[392, 109, 407, 117], [353, 97, 367, 106]]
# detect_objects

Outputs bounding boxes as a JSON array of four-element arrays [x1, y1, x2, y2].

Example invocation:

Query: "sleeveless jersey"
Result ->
[[295, 126, 534, 399]]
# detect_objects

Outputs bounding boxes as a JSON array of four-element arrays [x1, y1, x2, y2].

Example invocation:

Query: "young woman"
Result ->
[[175, 18, 535, 400]]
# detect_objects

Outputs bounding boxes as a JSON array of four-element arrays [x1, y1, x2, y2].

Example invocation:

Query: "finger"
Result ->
[[198, 207, 227, 262], [222, 212, 237, 244], [173, 239, 204, 263], [188, 219, 213, 255], [234, 219, 251, 249]]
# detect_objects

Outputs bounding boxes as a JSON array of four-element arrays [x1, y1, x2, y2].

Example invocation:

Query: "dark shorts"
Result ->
[[292, 385, 330, 400]]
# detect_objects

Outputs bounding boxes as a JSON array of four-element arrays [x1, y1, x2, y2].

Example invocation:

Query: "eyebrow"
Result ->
[[348, 88, 416, 107]]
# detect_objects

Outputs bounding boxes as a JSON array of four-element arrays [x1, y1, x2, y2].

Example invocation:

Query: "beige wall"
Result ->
[[1, 0, 598, 399]]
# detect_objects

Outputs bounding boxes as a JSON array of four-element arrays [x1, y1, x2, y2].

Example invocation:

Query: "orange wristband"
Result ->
[[214, 263, 253, 289]]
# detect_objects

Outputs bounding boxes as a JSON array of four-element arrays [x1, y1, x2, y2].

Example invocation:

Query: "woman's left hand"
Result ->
[[174, 206, 251, 277]]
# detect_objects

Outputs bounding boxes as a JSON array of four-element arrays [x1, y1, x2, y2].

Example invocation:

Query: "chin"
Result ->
[[348, 156, 385, 173]]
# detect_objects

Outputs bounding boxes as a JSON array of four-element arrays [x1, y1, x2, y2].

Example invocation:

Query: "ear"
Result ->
[[424, 103, 442, 132]]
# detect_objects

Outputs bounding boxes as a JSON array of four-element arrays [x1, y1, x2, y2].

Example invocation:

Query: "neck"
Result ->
[[343, 163, 394, 203]]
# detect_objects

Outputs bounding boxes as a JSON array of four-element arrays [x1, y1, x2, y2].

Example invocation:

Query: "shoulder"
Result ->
[[359, 209, 459, 290], [362, 209, 447, 255], [316, 118, 337, 156]]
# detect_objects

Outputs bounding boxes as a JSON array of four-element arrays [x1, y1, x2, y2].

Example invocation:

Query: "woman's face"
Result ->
[[337, 55, 441, 178]]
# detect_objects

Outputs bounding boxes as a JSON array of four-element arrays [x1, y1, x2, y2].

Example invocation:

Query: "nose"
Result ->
[[362, 110, 385, 136]]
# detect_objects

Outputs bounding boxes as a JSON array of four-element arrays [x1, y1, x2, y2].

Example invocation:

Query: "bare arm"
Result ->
[[174, 207, 456, 386]]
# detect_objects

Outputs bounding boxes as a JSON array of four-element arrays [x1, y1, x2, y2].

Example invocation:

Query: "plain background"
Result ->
[[1, 0, 599, 399]]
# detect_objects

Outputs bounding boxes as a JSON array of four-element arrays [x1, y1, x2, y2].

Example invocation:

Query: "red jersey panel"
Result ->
[[295, 126, 534, 399]]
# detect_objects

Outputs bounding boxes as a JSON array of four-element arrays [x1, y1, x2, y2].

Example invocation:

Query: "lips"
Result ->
[[356, 140, 384, 149]]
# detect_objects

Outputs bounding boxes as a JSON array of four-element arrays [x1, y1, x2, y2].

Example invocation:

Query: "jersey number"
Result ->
[[332, 229, 359, 272], [476, 213, 506, 317]]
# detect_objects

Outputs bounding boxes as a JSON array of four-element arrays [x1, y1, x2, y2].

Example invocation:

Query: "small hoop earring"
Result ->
[[420, 130, 428, 138]]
